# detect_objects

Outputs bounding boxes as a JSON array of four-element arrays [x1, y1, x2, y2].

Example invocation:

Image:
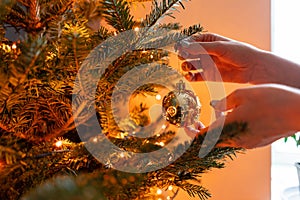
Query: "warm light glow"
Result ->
[[114, 32, 117, 36], [167, 196, 171, 200], [156, 134, 160, 137], [93, 137, 98, 143], [159, 142, 165, 147], [156, 189, 162, 195], [168, 185, 173, 190], [55, 140, 63, 148], [161, 124, 167, 129], [155, 94, 161, 100], [134, 27, 140, 32], [142, 50, 147, 54], [158, 198, 162, 200], [150, 55, 154, 59], [11, 43, 17, 49], [120, 152, 125, 158]]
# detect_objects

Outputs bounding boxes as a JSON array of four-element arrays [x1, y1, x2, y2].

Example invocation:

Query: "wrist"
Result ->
[[255, 51, 300, 88]]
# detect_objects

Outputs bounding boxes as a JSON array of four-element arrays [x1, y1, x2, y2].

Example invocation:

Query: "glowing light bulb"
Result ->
[[156, 189, 162, 195], [11, 43, 17, 49], [161, 124, 167, 129], [134, 27, 140, 32], [167, 196, 171, 200], [120, 152, 125, 158], [155, 94, 161, 100], [150, 55, 154, 59], [55, 140, 63, 148], [168, 185, 173, 191], [93, 137, 98, 143], [159, 142, 165, 147]]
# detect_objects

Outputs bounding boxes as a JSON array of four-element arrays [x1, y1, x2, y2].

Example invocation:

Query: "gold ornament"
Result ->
[[162, 80, 201, 127]]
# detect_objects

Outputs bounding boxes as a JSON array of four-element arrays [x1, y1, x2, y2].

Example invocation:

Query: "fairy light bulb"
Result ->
[[168, 185, 173, 191], [159, 142, 165, 147], [156, 189, 162, 195], [155, 94, 161, 100], [11, 43, 17, 50], [134, 27, 140, 32], [55, 140, 63, 148]]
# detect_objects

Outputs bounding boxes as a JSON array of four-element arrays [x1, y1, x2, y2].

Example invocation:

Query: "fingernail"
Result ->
[[210, 100, 220, 108]]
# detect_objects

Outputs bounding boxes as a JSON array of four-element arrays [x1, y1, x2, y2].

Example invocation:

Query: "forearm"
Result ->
[[254, 50, 300, 88]]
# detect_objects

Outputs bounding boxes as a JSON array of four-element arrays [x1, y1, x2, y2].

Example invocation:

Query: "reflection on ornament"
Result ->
[[166, 106, 177, 117], [162, 80, 201, 127]]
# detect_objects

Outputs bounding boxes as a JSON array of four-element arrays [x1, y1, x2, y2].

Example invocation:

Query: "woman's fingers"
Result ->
[[181, 60, 201, 71], [184, 71, 204, 82], [186, 33, 231, 43], [211, 89, 245, 111], [178, 41, 226, 57], [184, 121, 206, 138]]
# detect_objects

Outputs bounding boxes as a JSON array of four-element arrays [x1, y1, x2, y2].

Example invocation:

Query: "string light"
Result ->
[[168, 185, 173, 191], [55, 140, 63, 148], [166, 196, 171, 200], [92, 137, 98, 143], [161, 124, 167, 129], [119, 133, 125, 139], [11, 43, 17, 50], [159, 142, 165, 147], [155, 94, 161, 100], [156, 189, 162, 195], [120, 152, 125, 158], [134, 27, 140, 32], [150, 54, 154, 59]]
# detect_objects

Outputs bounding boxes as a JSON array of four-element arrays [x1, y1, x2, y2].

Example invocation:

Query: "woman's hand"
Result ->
[[177, 33, 300, 88], [209, 84, 300, 149]]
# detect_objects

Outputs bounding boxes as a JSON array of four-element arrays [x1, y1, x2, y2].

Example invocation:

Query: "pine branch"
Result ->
[[102, 0, 135, 32], [181, 183, 211, 200], [142, 0, 188, 28], [4, 0, 73, 34], [182, 24, 204, 36]]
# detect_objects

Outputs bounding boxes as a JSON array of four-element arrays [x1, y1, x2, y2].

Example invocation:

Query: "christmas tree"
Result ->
[[0, 0, 244, 199]]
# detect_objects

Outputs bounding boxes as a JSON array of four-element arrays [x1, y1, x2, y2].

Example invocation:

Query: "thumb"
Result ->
[[210, 90, 244, 111]]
